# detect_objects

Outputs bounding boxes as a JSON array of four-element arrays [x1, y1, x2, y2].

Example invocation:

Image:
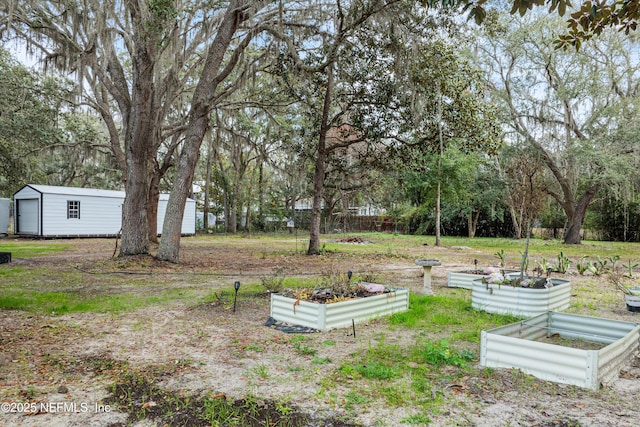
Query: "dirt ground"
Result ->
[[1, 236, 639, 427]]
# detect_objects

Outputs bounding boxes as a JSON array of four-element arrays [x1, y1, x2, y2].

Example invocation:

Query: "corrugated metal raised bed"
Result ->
[[448, 271, 488, 289], [449, 269, 518, 290], [270, 287, 409, 331], [471, 278, 571, 317], [481, 311, 640, 390]]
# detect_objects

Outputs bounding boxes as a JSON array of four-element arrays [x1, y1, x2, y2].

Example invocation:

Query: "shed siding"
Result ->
[[181, 199, 196, 235], [15, 186, 41, 199], [156, 196, 196, 235], [13, 185, 196, 237], [41, 193, 122, 236]]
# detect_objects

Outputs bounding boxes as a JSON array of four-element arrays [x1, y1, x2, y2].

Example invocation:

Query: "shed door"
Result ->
[[17, 199, 39, 234]]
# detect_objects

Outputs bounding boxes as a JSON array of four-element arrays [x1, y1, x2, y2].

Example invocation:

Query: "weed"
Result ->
[[260, 268, 286, 294], [244, 344, 264, 353], [344, 390, 371, 409], [108, 364, 321, 427], [293, 342, 317, 356], [312, 357, 332, 365], [401, 414, 432, 424], [354, 359, 399, 380], [414, 340, 474, 368], [289, 334, 312, 343], [381, 383, 410, 406], [275, 398, 293, 416], [250, 363, 270, 379]]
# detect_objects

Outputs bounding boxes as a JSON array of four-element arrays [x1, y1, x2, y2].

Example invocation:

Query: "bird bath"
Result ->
[[415, 259, 441, 295]]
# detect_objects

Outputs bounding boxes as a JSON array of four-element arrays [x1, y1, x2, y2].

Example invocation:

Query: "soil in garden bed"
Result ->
[[279, 283, 394, 304], [535, 334, 607, 351]]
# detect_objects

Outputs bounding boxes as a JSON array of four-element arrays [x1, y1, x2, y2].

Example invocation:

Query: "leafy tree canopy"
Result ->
[[422, 0, 638, 48]]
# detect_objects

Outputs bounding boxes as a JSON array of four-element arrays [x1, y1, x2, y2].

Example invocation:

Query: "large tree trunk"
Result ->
[[308, 66, 333, 255], [119, 41, 157, 256], [120, 154, 151, 255], [157, 113, 208, 262], [468, 210, 479, 238], [562, 185, 600, 244], [157, 0, 251, 262]]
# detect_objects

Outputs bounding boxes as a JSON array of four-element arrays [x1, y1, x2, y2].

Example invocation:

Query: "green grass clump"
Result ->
[[0, 287, 193, 314], [390, 294, 519, 341], [0, 242, 72, 258], [413, 340, 474, 368]]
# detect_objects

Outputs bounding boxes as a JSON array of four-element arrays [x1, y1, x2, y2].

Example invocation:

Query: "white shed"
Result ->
[[13, 184, 196, 238], [0, 198, 9, 234]]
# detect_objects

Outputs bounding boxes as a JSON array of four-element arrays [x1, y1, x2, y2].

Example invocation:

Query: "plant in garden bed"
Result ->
[[482, 271, 555, 289], [278, 281, 396, 304], [554, 251, 572, 273]]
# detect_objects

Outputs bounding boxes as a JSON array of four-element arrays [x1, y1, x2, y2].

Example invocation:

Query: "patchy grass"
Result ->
[[1, 233, 638, 426], [389, 293, 520, 341], [0, 286, 196, 314], [105, 360, 363, 427], [0, 241, 73, 258], [324, 293, 520, 415]]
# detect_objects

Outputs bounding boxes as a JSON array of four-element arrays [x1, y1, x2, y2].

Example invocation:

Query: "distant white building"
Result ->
[[0, 198, 9, 234], [13, 184, 196, 237]]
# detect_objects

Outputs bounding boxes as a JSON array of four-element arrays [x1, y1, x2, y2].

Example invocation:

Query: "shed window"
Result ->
[[67, 201, 80, 219]]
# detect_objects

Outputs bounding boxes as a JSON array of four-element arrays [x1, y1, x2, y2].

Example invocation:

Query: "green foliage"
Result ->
[[554, 252, 571, 274], [293, 342, 317, 357], [401, 414, 432, 425], [0, 49, 71, 196], [591, 256, 609, 276], [607, 255, 621, 272], [260, 268, 286, 293], [343, 359, 400, 380], [414, 340, 474, 368], [494, 249, 506, 268], [344, 390, 371, 409], [623, 259, 638, 278], [576, 256, 590, 275], [535, 257, 552, 275], [311, 357, 332, 365]]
